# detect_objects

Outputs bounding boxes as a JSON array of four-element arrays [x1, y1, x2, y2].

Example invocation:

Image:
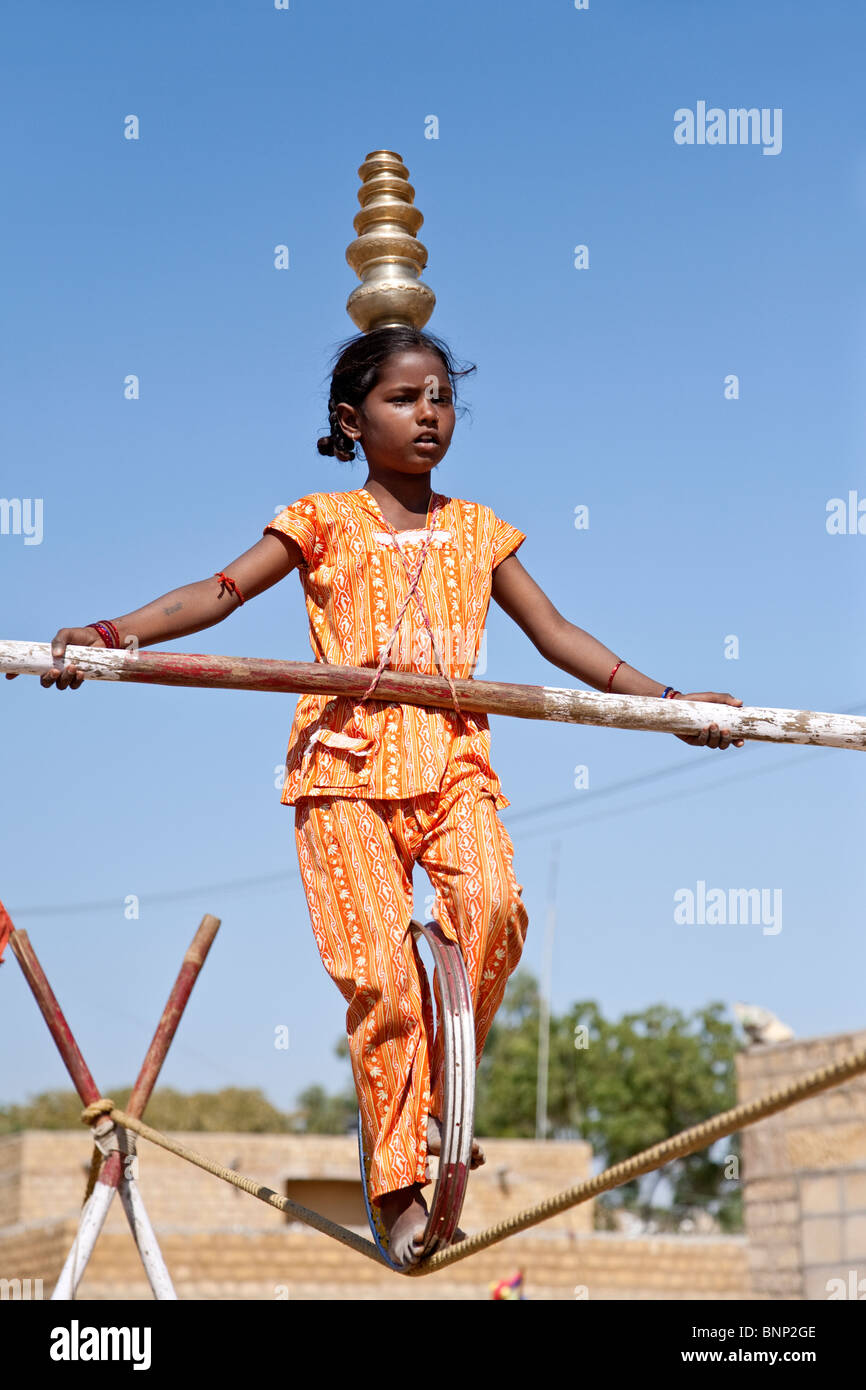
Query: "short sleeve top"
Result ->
[[263, 487, 526, 806]]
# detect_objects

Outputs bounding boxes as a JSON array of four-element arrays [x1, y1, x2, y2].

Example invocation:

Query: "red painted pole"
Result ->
[[3, 640, 865, 749], [97, 912, 221, 1191], [5, 916, 101, 1106], [127, 913, 220, 1119], [0, 898, 13, 964], [3, 904, 221, 1191]]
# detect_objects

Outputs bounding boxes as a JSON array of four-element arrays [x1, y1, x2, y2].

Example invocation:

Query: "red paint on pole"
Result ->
[[127, 913, 220, 1118], [5, 907, 221, 1192], [111, 652, 528, 715], [99, 914, 221, 1191], [0, 899, 13, 964], [6, 920, 101, 1104]]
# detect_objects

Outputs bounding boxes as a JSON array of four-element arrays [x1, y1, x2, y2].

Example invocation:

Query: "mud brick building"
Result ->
[[737, 1027, 866, 1301], [1, 1027, 863, 1300]]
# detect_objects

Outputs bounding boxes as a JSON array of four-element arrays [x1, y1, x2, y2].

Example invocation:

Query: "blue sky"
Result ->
[[2, 1, 864, 1116]]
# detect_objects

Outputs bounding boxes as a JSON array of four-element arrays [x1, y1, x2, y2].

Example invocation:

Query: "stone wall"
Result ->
[[0, 1131, 594, 1235], [0, 1130, 751, 1300], [8, 1027, 866, 1301], [737, 1028, 866, 1301], [0, 1220, 751, 1302]]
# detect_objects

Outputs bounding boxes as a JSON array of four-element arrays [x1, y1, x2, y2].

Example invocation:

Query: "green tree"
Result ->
[[0, 1036, 359, 1138], [3, 979, 742, 1228], [475, 973, 742, 1230], [295, 1083, 358, 1135], [0, 1086, 296, 1135]]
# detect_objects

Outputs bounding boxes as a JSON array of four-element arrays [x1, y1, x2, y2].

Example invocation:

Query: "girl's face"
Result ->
[[337, 349, 455, 475]]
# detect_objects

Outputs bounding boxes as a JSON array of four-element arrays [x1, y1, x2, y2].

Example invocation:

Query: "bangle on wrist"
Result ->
[[87, 620, 121, 649], [606, 659, 625, 693], [661, 687, 682, 699]]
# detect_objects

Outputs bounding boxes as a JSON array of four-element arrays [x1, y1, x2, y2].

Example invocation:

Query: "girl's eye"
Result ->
[[390, 395, 452, 405]]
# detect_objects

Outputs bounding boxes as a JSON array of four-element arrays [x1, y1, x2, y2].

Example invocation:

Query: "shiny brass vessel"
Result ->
[[345, 150, 435, 332]]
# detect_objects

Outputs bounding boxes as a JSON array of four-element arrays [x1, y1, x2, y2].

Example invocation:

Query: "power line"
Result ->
[[8, 700, 863, 913], [8, 867, 301, 918], [514, 737, 854, 843], [503, 698, 865, 841]]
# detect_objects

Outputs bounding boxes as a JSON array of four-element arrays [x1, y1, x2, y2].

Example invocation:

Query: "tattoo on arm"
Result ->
[[162, 602, 183, 615]]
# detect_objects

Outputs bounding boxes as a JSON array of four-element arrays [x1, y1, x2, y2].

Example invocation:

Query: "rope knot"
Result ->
[[80, 1097, 116, 1125]]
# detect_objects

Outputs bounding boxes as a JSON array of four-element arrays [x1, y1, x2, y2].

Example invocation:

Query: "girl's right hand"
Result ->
[[4, 627, 106, 690]]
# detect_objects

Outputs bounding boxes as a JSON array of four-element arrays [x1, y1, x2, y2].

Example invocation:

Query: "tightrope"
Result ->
[[81, 1040, 866, 1276], [80, 1099, 385, 1264]]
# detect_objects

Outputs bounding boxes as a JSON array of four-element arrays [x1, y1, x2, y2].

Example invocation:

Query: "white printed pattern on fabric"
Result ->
[[262, 491, 527, 804], [371, 529, 453, 546], [301, 725, 377, 768]]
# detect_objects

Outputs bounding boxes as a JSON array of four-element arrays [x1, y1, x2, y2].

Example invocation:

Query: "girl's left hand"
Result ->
[[673, 692, 745, 749]]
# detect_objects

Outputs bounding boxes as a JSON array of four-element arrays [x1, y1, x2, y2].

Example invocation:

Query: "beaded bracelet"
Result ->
[[87, 620, 121, 649], [608, 664, 682, 700], [215, 571, 246, 605]]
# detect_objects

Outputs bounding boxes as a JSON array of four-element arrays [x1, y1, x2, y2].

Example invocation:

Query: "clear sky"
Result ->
[[2, 1, 864, 1116]]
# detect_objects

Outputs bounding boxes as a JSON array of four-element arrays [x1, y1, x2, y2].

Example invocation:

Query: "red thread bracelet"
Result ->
[[606, 660, 624, 693], [215, 572, 246, 605]]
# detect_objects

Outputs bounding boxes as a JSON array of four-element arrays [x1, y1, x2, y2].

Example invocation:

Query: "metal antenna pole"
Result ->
[[535, 839, 560, 1141]]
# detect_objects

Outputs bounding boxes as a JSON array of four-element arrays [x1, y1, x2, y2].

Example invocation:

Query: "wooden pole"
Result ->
[[117, 1176, 177, 1301], [93, 912, 221, 1197], [2, 640, 864, 750], [2, 902, 219, 1299], [6, 921, 102, 1108], [126, 913, 221, 1123], [4, 910, 220, 1134]]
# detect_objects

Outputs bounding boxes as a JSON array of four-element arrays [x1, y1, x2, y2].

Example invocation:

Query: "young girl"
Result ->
[[27, 324, 743, 1268]]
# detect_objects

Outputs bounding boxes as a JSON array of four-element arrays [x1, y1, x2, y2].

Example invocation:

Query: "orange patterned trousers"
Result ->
[[294, 771, 529, 1204]]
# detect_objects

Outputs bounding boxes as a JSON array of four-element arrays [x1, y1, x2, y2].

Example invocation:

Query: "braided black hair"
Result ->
[[316, 325, 475, 462]]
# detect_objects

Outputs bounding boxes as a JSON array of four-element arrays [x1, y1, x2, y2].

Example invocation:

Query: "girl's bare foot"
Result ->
[[378, 1183, 429, 1268], [427, 1114, 485, 1169]]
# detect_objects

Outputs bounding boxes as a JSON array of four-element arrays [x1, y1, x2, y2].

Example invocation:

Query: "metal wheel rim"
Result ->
[[358, 916, 475, 1270]]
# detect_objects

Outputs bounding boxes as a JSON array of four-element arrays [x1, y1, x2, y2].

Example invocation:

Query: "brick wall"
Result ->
[[0, 1129, 751, 1300], [0, 1132, 594, 1235], [737, 1029, 866, 1301], [10, 1027, 864, 1302], [0, 1133, 22, 1229], [0, 1221, 751, 1302]]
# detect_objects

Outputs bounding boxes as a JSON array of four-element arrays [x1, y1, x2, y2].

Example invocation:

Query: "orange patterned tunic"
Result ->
[[263, 487, 526, 807]]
